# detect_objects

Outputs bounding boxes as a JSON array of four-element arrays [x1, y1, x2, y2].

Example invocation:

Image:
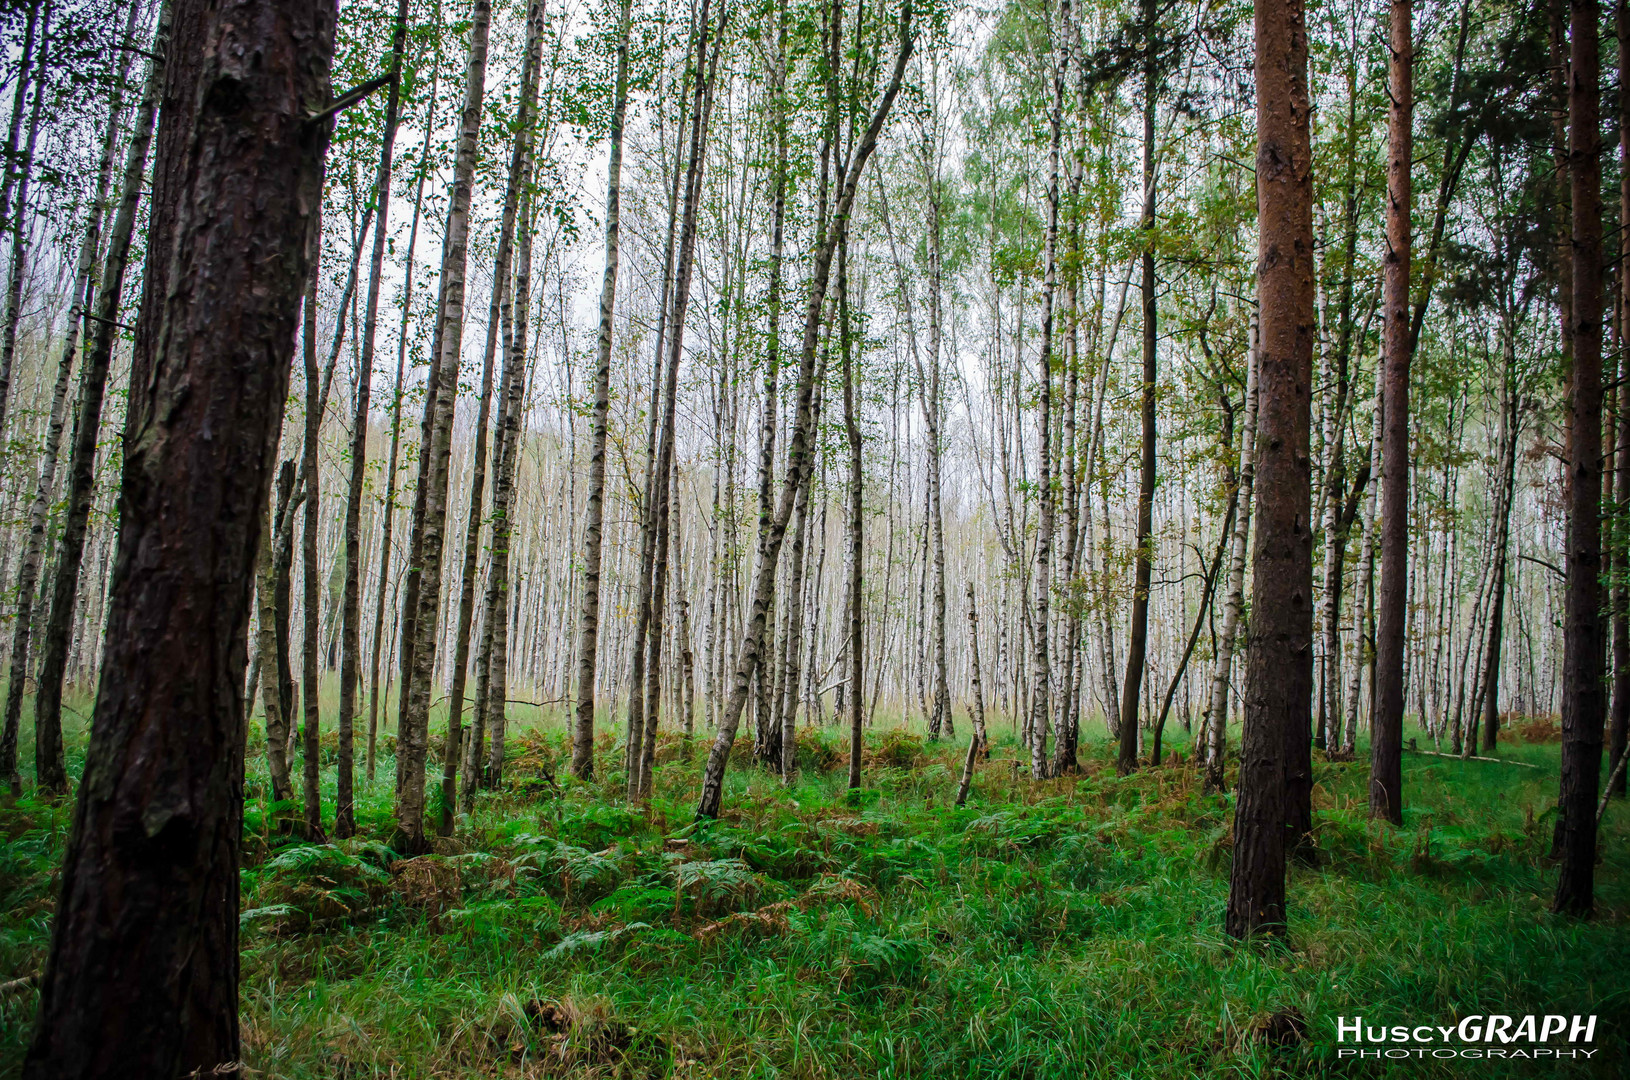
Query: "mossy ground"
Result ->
[[0, 702, 1625, 1078]]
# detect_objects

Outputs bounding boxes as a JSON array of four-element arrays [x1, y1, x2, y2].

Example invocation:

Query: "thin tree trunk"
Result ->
[[367, 51, 440, 784], [634, 0, 722, 801], [967, 581, 989, 756], [338, 0, 409, 838], [22, 1, 332, 1071], [1205, 316, 1258, 792], [842, 236, 864, 789], [1370, 0, 1412, 826], [1120, 0, 1155, 775], [394, 0, 490, 853], [570, 0, 633, 780], [1033, 0, 1069, 780], [0, 3, 48, 460], [0, 2, 132, 792], [299, 232, 325, 841], [443, 0, 540, 828], [28, 2, 169, 796], [698, 0, 914, 819]]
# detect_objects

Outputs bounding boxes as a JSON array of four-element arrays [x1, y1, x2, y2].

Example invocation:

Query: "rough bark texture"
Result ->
[[1554, 0, 1604, 919], [1225, 0, 1314, 940], [22, 1, 333, 1073], [1370, 0, 1411, 826]]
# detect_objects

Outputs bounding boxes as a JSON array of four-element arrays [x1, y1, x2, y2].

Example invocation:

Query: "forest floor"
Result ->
[[0, 709, 1626, 1078]]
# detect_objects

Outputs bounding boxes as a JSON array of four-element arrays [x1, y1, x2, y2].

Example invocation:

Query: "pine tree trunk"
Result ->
[[22, 1, 332, 1071], [1611, 0, 1630, 798], [1554, 0, 1605, 918], [1225, 0, 1314, 939], [1370, 0, 1412, 826], [394, 0, 490, 854]]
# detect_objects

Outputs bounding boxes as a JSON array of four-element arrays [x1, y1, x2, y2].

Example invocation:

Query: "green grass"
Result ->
[[0, 708, 1626, 1078]]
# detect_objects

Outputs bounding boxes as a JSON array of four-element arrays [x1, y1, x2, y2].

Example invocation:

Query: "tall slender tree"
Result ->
[[571, 0, 634, 780], [1371, 0, 1412, 826], [1225, 0, 1315, 940], [1553, 0, 1605, 918]]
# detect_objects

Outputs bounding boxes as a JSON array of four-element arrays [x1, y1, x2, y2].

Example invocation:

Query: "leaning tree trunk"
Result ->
[[570, 0, 633, 780], [1554, 0, 1605, 919], [633, 0, 722, 800], [1370, 0, 1412, 827], [337, 0, 409, 837], [698, 1, 914, 820], [28, 2, 171, 796], [1225, 0, 1314, 940], [1204, 315, 1257, 793], [22, 1, 332, 1074], [395, 0, 490, 854]]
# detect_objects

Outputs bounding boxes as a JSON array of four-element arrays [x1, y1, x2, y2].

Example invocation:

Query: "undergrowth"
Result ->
[[0, 716, 1625, 1078]]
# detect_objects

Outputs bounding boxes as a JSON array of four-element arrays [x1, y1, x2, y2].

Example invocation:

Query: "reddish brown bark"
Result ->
[[23, 0, 334, 1074], [1225, 0, 1315, 940], [1554, 0, 1605, 918]]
